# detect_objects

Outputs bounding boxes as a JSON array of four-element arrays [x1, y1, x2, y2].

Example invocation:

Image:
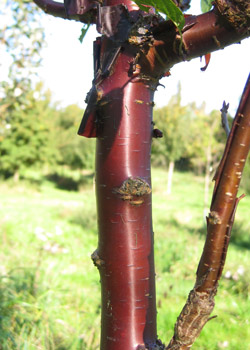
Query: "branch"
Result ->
[[33, 0, 67, 19], [139, 4, 250, 79], [33, 0, 98, 23], [166, 73, 250, 350]]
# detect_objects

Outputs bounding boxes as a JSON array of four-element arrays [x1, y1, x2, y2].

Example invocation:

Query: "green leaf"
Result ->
[[134, 0, 185, 31], [79, 23, 90, 43], [200, 0, 213, 13]]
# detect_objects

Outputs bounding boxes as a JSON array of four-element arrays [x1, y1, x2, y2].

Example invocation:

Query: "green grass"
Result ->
[[0, 169, 249, 350]]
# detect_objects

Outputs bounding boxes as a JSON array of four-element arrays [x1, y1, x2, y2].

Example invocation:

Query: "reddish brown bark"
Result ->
[[140, 8, 250, 79], [92, 37, 160, 350]]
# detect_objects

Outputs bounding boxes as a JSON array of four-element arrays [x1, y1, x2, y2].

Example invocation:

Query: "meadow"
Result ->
[[0, 169, 249, 350]]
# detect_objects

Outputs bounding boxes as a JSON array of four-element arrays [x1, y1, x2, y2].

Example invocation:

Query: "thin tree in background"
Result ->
[[152, 84, 190, 195], [31, 0, 250, 349]]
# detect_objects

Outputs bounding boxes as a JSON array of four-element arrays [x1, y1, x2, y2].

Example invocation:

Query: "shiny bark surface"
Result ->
[[94, 43, 158, 350]]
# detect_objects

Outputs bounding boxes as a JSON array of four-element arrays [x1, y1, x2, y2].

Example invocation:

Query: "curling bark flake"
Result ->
[[31, 0, 250, 349]]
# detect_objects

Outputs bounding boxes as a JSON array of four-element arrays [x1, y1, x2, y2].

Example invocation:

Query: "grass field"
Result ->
[[0, 169, 249, 350]]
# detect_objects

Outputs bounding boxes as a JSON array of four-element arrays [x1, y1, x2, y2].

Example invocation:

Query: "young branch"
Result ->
[[166, 73, 250, 350]]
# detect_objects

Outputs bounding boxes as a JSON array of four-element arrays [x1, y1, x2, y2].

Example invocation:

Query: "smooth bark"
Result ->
[[93, 44, 159, 349]]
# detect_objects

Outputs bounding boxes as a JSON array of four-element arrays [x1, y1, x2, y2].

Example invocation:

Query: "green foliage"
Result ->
[[53, 104, 95, 171], [152, 87, 226, 175], [200, 0, 213, 13], [185, 107, 226, 175], [134, 0, 185, 31], [0, 0, 50, 179], [0, 84, 58, 179], [0, 89, 95, 183], [152, 83, 191, 167], [239, 155, 250, 195]]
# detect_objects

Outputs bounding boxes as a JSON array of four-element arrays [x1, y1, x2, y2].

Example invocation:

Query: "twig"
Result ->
[[220, 101, 230, 137]]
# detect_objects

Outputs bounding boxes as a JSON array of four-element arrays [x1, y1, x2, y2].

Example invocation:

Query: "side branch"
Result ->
[[166, 74, 250, 350], [33, 0, 98, 23], [33, 0, 67, 18], [139, 6, 249, 79]]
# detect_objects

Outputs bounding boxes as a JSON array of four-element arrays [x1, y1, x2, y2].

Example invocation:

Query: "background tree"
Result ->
[[0, 0, 45, 92], [0, 84, 58, 180], [153, 84, 191, 194], [0, 0, 46, 180], [186, 107, 226, 214], [53, 104, 95, 171]]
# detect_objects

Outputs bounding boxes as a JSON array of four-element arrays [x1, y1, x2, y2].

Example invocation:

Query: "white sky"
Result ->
[[1, 2, 250, 115]]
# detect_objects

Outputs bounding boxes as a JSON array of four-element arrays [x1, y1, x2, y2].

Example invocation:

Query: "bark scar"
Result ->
[[113, 177, 151, 205], [91, 249, 105, 268]]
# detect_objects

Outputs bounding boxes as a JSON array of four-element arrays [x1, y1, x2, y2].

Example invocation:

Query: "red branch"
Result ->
[[140, 9, 250, 79]]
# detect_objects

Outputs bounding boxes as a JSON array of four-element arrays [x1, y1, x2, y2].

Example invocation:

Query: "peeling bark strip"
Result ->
[[167, 74, 250, 350]]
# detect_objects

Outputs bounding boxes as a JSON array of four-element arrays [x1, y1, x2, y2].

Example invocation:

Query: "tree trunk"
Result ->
[[167, 160, 175, 195], [92, 37, 160, 350], [13, 170, 20, 183]]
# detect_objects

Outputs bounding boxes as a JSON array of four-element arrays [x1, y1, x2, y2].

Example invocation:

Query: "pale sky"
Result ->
[[2, 2, 250, 115]]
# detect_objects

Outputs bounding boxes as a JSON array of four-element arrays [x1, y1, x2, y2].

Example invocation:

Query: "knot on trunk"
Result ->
[[113, 177, 151, 205], [208, 211, 222, 225], [91, 249, 105, 269]]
